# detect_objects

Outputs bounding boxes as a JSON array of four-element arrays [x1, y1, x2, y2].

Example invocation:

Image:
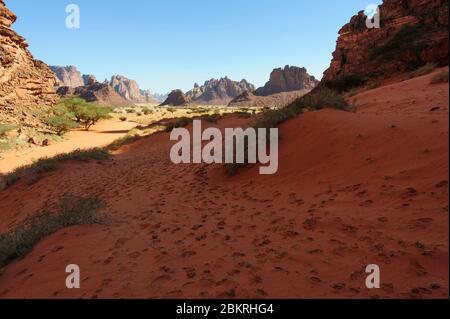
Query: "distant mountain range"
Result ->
[[50, 65, 165, 105]]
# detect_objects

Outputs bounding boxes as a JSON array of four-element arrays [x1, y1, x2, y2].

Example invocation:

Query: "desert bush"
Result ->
[[203, 114, 221, 123], [45, 115, 78, 136], [126, 108, 135, 114], [142, 107, 152, 115], [164, 117, 193, 132], [0, 124, 18, 137], [322, 74, 365, 92], [78, 106, 111, 131], [167, 107, 177, 114], [3, 148, 109, 188], [409, 63, 437, 78], [431, 71, 449, 84], [0, 194, 105, 269], [59, 98, 111, 130], [119, 116, 127, 122]]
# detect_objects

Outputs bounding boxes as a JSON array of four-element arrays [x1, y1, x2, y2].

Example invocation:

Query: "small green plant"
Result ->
[[431, 71, 449, 84], [0, 194, 105, 269], [167, 107, 177, 114], [119, 116, 127, 122], [45, 115, 78, 136]]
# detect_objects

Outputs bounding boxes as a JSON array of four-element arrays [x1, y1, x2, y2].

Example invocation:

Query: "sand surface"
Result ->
[[0, 119, 138, 173], [0, 68, 448, 298]]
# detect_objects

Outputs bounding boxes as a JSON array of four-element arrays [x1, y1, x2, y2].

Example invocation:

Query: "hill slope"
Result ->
[[0, 68, 447, 299]]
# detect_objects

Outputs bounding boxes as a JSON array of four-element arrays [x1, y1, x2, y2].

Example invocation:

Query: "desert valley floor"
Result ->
[[0, 69, 448, 299]]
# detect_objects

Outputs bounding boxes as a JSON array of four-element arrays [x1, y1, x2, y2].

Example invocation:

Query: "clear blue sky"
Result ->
[[6, 0, 380, 94]]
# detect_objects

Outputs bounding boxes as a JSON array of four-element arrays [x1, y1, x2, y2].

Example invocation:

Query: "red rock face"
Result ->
[[323, 0, 449, 81], [0, 0, 58, 115]]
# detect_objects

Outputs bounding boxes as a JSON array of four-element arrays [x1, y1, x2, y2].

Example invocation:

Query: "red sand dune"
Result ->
[[0, 68, 448, 299]]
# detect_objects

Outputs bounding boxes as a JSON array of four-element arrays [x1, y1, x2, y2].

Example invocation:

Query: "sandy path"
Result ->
[[0, 69, 448, 299], [0, 119, 138, 173]]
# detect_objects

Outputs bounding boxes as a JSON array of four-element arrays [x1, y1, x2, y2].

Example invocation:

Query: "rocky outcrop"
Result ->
[[57, 81, 131, 107], [323, 0, 449, 81], [0, 0, 58, 123], [228, 89, 311, 108], [83, 74, 97, 86], [254, 66, 318, 96], [160, 89, 191, 106], [186, 77, 255, 105], [109, 75, 158, 103], [50, 65, 85, 88]]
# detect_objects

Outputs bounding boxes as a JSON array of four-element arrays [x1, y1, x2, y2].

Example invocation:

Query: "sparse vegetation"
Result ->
[[164, 117, 193, 132], [322, 74, 365, 92], [409, 63, 437, 78], [119, 116, 127, 122], [54, 98, 112, 131], [226, 88, 349, 175], [3, 148, 109, 188], [369, 24, 426, 62], [431, 71, 449, 84], [0, 194, 105, 269], [45, 115, 78, 136], [0, 124, 19, 137]]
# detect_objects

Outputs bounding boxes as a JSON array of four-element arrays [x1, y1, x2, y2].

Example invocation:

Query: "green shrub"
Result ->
[[46, 115, 78, 136], [431, 71, 449, 84], [119, 116, 127, 122], [167, 107, 177, 114], [0, 194, 105, 269], [78, 106, 111, 131]]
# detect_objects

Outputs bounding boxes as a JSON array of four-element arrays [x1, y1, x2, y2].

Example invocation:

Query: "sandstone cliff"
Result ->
[[186, 77, 255, 105], [254, 66, 318, 96], [323, 0, 449, 81], [110, 75, 158, 104], [0, 0, 57, 124], [49, 65, 85, 88]]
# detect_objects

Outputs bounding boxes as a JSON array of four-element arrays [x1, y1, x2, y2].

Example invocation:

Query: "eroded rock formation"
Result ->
[[254, 66, 318, 96], [323, 0, 449, 81], [186, 77, 255, 105], [0, 0, 58, 123], [160, 89, 191, 106]]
